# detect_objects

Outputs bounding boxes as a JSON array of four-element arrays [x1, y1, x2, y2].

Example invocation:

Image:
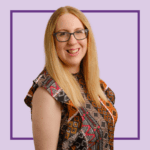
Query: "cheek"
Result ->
[[55, 41, 64, 52], [78, 39, 87, 46], [81, 40, 87, 49]]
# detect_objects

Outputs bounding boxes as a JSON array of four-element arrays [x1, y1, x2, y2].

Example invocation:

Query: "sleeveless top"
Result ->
[[24, 68, 118, 150]]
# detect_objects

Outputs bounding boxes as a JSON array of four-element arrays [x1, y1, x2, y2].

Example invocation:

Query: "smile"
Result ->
[[66, 48, 80, 56], [67, 48, 79, 54]]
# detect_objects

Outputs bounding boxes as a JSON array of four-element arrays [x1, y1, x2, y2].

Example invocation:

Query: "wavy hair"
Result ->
[[44, 6, 108, 108]]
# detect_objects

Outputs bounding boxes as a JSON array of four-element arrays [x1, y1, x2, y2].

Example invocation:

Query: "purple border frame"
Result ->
[[10, 10, 140, 140]]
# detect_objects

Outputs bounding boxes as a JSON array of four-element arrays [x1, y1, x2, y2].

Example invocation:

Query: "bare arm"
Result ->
[[32, 87, 62, 150]]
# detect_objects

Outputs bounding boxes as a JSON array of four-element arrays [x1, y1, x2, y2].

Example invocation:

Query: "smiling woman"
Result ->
[[24, 6, 118, 150], [54, 13, 88, 74]]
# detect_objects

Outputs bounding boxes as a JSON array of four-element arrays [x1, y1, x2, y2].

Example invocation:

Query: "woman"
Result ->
[[24, 6, 118, 150]]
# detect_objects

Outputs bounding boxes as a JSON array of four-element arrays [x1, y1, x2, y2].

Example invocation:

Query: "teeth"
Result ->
[[67, 49, 79, 54]]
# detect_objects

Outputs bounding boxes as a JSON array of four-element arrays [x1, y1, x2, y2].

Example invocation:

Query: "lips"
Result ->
[[69, 48, 78, 50], [66, 48, 80, 54]]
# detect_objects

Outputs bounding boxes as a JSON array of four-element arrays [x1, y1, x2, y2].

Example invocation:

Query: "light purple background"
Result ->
[[13, 12, 138, 138], [1, 0, 150, 150]]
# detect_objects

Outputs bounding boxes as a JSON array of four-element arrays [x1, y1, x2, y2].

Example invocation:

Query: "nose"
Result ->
[[67, 34, 78, 45]]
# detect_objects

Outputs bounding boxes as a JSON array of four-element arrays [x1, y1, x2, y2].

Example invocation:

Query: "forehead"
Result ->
[[55, 13, 84, 31]]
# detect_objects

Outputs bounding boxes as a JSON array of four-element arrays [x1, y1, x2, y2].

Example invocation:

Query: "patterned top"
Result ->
[[24, 68, 118, 150]]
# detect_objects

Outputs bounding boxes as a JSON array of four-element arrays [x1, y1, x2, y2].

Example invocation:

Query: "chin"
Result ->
[[66, 61, 81, 67]]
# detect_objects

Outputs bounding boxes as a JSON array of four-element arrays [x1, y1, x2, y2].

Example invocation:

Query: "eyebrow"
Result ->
[[56, 28, 84, 32]]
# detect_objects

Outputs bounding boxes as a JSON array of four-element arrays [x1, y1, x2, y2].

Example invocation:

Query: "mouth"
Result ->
[[66, 48, 80, 54]]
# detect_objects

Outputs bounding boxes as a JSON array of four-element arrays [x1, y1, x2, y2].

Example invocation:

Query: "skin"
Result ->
[[54, 13, 88, 74]]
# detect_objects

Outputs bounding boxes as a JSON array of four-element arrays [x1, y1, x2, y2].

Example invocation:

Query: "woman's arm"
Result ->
[[32, 87, 62, 150]]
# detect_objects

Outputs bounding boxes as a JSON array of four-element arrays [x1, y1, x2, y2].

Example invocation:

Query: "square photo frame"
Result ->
[[10, 10, 140, 140]]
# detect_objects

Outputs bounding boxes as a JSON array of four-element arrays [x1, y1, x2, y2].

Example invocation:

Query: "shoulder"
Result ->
[[24, 68, 61, 109], [100, 79, 108, 91], [32, 87, 62, 116], [33, 87, 59, 105], [99, 79, 115, 105]]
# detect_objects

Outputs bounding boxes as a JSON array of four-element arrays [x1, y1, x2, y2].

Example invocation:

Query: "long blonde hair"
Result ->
[[44, 6, 108, 108]]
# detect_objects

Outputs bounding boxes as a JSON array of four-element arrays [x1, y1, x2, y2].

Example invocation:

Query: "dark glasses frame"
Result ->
[[53, 29, 89, 42]]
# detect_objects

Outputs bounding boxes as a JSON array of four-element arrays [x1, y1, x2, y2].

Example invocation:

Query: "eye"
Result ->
[[76, 30, 84, 34], [59, 32, 67, 36]]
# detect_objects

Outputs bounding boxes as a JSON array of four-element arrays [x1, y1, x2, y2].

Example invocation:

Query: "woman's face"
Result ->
[[54, 13, 87, 73]]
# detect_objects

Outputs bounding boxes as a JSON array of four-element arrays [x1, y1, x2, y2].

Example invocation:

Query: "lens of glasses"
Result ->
[[56, 29, 88, 42], [56, 32, 70, 42], [74, 29, 87, 40]]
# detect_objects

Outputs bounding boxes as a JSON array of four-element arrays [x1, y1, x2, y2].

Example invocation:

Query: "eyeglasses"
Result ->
[[53, 29, 89, 42]]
